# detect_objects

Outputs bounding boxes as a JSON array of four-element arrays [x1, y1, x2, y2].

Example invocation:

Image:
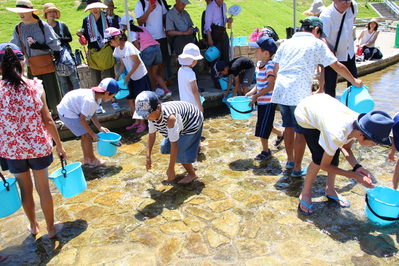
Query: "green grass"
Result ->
[[0, 0, 379, 52]]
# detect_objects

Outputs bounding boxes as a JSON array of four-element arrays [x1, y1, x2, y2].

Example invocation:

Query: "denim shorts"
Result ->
[[1, 153, 54, 174], [140, 45, 162, 68], [59, 116, 88, 137], [160, 125, 203, 164], [278, 104, 302, 133]]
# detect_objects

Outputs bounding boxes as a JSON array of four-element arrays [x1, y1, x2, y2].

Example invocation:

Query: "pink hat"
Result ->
[[104, 27, 121, 42]]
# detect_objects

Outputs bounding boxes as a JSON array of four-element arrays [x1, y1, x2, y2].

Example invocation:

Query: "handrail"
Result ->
[[384, 0, 399, 16]]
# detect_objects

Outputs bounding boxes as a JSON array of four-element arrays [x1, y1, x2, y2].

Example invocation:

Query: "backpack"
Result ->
[[258, 26, 279, 41], [55, 22, 75, 76]]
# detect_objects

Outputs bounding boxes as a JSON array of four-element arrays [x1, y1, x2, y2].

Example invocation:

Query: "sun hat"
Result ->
[[92, 78, 120, 94], [133, 91, 161, 120], [0, 43, 24, 62], [178, 43, 203, 60], [6, 0, 41, 14], [248, 36, 278, 55], [42, 3, 60, 19], [104, 0, 117, 9], [214, 61, 228, 77], [355, 110, 394, 146], [393, 112, 399, 151], [84, 1, 108, 12], [104, 27, 121, 42], [303, 0, 325, 16], [301, 16, 327, 38], [121, 14, 133, 26]]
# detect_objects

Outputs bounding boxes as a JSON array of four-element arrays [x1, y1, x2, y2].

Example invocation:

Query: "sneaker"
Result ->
[[55, 120, 64, 130], [285, 161, 294, 169], [96, 105, 105, 114], [112, 102, 120, 110], [291, 167, 308, 177], [274, 135, 284, 148], [163, 91, 172, 100], [136, 124, 147, 133]]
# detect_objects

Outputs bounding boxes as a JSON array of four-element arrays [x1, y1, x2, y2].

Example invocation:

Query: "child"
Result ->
[[105, 27, 151, 132], [246, 36, 284, 160], [57, 78, 120, 166], [134, 91, 203, 184], [0, 43, 66, 238], [177, 43, 204, 113], [388, 112, 399, 190], [214, 57, 255, 97]]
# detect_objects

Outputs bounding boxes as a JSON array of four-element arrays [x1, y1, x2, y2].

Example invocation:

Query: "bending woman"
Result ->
[[357, 18, 383, 60]]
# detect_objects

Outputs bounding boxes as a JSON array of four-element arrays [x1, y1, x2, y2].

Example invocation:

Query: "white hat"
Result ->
[[6, 0, 41, 14], [303, 0, 325, 16], [84, 2, 108, 12], [178, 43, 203, 60], [121, 14, 133, 26]]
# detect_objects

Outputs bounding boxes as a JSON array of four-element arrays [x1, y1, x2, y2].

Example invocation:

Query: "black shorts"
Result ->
[[127, 74, 152, 100], [1, 154, 54, 174], [255, 103, 276, 139]]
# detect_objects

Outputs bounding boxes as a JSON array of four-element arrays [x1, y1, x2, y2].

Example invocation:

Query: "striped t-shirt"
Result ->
[[256, 60, 275, 105], [149, 101, 203, 138]]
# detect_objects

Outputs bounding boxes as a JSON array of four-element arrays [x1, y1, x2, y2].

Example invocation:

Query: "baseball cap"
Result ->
[[301, 16, 326, 38], [393, 112, 399, 150], [214, 61, 228, 77], [92, 78, 120, 94], [248, 36, 278, 55], [133, 91, 161, 119], [0, 42, 24, 61], [104, 27, 121, 42]]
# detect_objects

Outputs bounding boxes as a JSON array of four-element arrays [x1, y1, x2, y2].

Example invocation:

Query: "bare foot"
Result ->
[[178, 174, 197, 184], [84, 158, 106, 167], [298, 194, 314, 214], [26, 222, 40, 235], [48, 222, 64, 239]]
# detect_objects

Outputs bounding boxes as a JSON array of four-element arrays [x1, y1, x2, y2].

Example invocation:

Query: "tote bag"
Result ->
[[88, 44, 116, 71]]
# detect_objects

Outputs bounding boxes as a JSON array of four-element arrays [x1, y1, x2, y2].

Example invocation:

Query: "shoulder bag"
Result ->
[[88, 43, 116, 71]]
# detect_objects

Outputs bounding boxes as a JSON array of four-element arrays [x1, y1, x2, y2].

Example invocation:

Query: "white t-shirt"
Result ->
[[135, 0, 168, 40], [57, 89, 101, 119], [359, 29, 378, 47], [113, 42, 147, 81], [178, 66, 199, 108], [272, 32, 337, 106], [320, 1, 358, 61], [295, 94, 359, 156]]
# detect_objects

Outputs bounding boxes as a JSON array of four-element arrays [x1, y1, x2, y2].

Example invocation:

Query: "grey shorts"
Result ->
[[59, 116, 88, 137]]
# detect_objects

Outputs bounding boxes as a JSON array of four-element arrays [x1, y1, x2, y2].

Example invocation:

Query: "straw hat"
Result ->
[[303, 0, 325, 16], [42, 3, 60, 19], [6, 0, 41, 14], [104, 0, 117, 9], [84, 1, 108, 12]]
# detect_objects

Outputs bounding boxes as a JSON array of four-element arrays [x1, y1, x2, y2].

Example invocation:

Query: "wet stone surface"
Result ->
[[1, 89, 399, 264]]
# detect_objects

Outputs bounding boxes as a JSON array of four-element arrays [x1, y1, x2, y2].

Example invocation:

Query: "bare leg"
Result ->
[[260, 137, 269, 153], [272, 126, 283, 137], [284, 127, 295, 162], [15, 171, 39, 235], [81, 133, 105, 166], [150, 65, 168, 93], [178, 163, 197, 184], [243, 86, 249, 96], [293, 133, 306, 172], [299, 161, 320, 214]]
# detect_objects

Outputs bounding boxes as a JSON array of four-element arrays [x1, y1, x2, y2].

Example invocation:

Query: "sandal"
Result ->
[[126, 123, 140, 130], [274, 135, 284, 148], [136, 125, 147, 133], [254, 150, 272, 160]]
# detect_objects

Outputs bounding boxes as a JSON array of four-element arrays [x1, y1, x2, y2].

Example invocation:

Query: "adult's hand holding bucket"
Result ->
[[341, 85, 374, 113], [98, 132, 122, 157], [365, 185, 399, 225], [226, 96, 253, 120], [0, 173, 22, 218]]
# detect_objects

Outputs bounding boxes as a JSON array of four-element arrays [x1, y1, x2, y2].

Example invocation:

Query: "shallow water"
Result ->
[[1, 66, 399, 265]]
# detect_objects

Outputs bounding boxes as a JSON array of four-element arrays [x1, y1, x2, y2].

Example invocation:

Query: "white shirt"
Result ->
[[57, 89, 100, 119], [295, 94, 358, 156], [320, 1, 358, 61], [359, 29, 378, 47], [272, 32, 337, 106], [178, 66, 199, 108], [113, 42, 147, 80], [135, 0, 168, 40]]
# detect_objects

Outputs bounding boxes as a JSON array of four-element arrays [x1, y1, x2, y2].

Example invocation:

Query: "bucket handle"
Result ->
[[0, 172, 10, 192], [225, 101, 253, 114], [345, 87, 351, 107], [365, 194, 399, 221], [60, 155, 68, 178], [110, 141, 122, 147]]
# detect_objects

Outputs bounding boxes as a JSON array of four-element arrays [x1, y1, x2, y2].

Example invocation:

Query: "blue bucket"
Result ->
[[226, 96, 252, 120], [204, 46, 220, 62], [0, 175, 22, 218], [219, 77, 234, 91], [365, 186, 399, 225], [341, 85, 374, 113], [115, 80, 129, 100], [98, 132, 122, 157], [200, 96, 205, 105], [49, 162, 87, 198]]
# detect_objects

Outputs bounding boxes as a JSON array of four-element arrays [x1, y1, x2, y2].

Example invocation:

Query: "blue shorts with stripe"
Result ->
[[255, 103, 276, 139]]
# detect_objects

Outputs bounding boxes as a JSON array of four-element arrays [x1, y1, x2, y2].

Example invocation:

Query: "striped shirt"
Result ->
[[149, 101, 203, 139], [256, 60, 275, 105]]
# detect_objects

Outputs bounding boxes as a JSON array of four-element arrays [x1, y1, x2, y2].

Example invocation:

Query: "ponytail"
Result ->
[[1, 46, 25, 87]]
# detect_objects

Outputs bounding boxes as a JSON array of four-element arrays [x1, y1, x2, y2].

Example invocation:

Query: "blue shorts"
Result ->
[[140, 45, 162, 68], [59, 116, 88, 137], [1, 154, 54, 174], [160, 125, 203, 164], [127, 74, 152, 100], [278, 104, 302, 133]]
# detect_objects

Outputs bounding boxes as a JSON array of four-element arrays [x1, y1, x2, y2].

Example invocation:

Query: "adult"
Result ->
[[201, 0, 213, 44], [204, 0, 233, 89], [356, 18, 383, 60], [104, 0, 121, 29], [320, 0, 358, 98], [295, 94, 392, 215], [165, 0, 196, 57], [43, 2, 81, 96], [8, 0, 62, 118], [0, 43, 67, 238]]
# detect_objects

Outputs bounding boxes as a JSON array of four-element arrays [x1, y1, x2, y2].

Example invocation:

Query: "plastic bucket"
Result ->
[[115, 80, 129, 100], [98, 132, 122, 157], [204, 46, 220, 62], [49, 162, 87, 198], [0, 176, 22, 218], [219, 77, 234, 91], [200, 96, 205, 105], [226, 96, 252, 120], [341, 85, 374, 113], [365, 186, 399, 225]]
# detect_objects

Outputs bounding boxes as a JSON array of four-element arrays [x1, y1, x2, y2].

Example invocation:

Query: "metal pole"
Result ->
[[294, 0, 297, 31], [124, 0, 130, 41]]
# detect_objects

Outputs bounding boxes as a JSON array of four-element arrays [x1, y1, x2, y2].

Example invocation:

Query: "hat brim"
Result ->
[[92, 87, 107, 93], [84, 3, 108, 12], [356, 113, 392, 146], [7, 7, 41, 14], [178, 54, 203, 60], [247, 42, 260, 48]]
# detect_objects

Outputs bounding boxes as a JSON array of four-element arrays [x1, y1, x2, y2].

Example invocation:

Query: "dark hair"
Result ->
[[299, 19, 322, 36], [32, 14, 40, 20], [1, 46, 25, 87], [367, 21, 379, 31], [353, 121, 372, 141], [109, 31, 128, 42], [128, 21, 144, 33]]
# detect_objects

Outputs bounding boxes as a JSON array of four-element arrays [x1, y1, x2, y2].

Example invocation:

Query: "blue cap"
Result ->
[[0, 42, 24, 62], [214, 61, 228, 77], [248, 36, 278, 55], [133, 91, 161, 119], [92, 78, 120, 94]]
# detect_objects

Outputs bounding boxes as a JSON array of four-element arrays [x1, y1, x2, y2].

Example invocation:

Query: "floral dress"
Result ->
[[0, 78, 52, 159]]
